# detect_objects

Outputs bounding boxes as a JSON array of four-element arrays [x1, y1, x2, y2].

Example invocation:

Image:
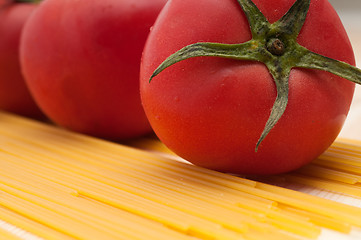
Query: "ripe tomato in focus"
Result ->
[[20, 0, 167, 139], [0, 1, 44, 118], [140, 0, 356, 174]]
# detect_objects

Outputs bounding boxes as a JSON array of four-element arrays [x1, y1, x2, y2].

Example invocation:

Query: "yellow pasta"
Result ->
[[0, 190, 121, 240], [0, 125, 275, 214], [0, 206, 75, 240], [0, 140, 316, 239], [328, 146, 361, 158], [0, 173, 207, 240], [279, 205, 352, 233], [318, 152, 361, 167], [333, 138, 361, 152], [0, 151, 245, 239], [294, 165, 361, 184], [0, 137, 274, 215], [0, 111, 360, 240], [277, 174, 361, 198], [254, 182, 361, 227], [312, 159, 361, 175]]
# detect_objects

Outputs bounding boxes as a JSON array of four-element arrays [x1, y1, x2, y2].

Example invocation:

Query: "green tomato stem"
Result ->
[[266, 38, 286, 56], [149, 0, 361, 151]]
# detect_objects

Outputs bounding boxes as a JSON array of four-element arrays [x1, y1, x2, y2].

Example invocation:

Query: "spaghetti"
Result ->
[[0, 111, 360, 240]]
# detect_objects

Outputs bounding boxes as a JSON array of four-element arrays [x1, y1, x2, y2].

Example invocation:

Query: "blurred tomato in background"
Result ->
[[20, 0, 167, 140], [0, 0, 44, 118]]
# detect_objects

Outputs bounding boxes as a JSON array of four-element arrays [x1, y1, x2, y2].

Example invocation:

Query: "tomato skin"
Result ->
[[0, 2, 44, 118], [140, 0, 356, 174], [20, 0, 167, 139]]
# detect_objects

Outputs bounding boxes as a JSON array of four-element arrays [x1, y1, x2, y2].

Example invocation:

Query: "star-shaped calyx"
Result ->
[[149, 0, 361, 151]]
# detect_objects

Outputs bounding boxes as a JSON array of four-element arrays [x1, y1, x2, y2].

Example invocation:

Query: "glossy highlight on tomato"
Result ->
[[20, 0, 167, 139], [140, 0, 356, 174]]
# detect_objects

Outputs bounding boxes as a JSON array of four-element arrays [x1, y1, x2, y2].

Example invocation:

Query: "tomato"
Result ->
[[0, 0, 44, 118], [140, 0, 356, 174], [20, 0, 167, 139]]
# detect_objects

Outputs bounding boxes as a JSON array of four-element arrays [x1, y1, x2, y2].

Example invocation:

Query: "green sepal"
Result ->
[[296, 47, 361, 85], [149, 41, 264, 82], [236, 0, 269, 37], [273, 0, 310, 37]]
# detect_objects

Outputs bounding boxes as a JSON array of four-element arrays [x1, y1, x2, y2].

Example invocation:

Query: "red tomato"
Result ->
[[0, 1, 44, 118], [20, 0, 167, 139], [140, 0, 356, 174]]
